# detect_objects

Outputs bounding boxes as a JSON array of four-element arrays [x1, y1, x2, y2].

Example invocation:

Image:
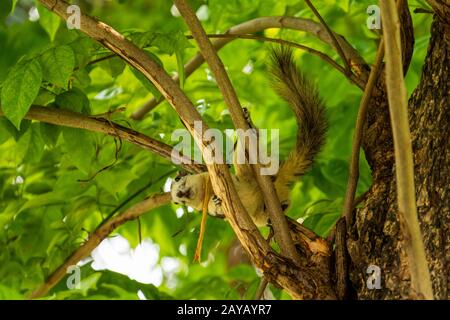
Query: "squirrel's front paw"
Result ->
[[212, 195, 222, 206]]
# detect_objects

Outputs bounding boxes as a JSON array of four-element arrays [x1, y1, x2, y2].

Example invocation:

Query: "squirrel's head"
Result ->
[[170, 172, 208, 210]]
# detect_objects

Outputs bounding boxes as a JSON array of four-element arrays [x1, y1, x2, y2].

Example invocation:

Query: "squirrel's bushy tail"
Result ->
[[269, 47, 327, 197]]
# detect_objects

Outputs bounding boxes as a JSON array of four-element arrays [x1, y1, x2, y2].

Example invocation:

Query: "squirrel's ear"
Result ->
[[175, 170, 189, 178], [174, 170, 189, 182]]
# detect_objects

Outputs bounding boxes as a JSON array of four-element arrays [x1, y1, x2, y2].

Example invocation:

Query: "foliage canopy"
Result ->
[[0, 0, 432, 299]]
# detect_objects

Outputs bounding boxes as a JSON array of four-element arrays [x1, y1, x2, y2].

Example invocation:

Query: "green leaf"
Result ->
[[92, 269, 173, 300], [0, 284, 24, 300], [133, 30, 193, 55], [302, 199, 342, 237], [128, 50, 163, 98], [0, 0, 12, 23], [0, 118, 31, 141], [19, 192, 66, 214], [130, 64, 162, 99], [69, 37, 97, 69], [1, 59, 42, 129], [226, 264, 258, 282], [72, 69, 92, 88], [100, 284, 139, 300], [38, 4, 61, 42], [175, 50, 185, 89], [62, 127, 95, 173], [40, 122, 61, 147], [96, 166, 137, 197], [98, 56, 126, 78], [23, 123, 44, 163], [25, 182, 53, 195], [337, 0, 351, 12], [0, 117, 19, 142], [13, 209, 56, 263], [15, 124, 32, 163], [52, 170, 89, 198], [64, 196, 97, 229], [34, 88, 55, 106], [11, 0, 18, 13], [39, 45, 75, 88], [55, 88, 90, 114], [284, 2, 304, 16]]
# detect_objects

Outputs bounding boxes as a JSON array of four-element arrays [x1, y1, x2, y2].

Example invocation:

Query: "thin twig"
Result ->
[[137, 217, 142, 244], [87, 54, 116, 66], [132, 16, 368, 119], [28, 192, 172, 299], [413, 8, 434, 14], [304, 0, 353, 76], [173, 0, 302, 265], [78, 112, 124, 182], [73, 54, 115, 71], [379, 0, 433, 299], [255, 278, 268, 300], [342, 41, 385, 226], [189, 34, 364, 89], [92, 34, 350, 82]]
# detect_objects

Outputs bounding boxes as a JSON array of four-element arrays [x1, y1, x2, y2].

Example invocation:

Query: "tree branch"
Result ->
[[0, 105, 205, 174], [254, 277, 268, 300], [173, 0, 301, 265], [336, 40, 385, 300], [342, 41, 385, 226], [304, 0, 353, 75], [379, 0, 433, 299], [189, 33, 364, 89], [132, 16, 368, 119], [28, 192, 172, 299]]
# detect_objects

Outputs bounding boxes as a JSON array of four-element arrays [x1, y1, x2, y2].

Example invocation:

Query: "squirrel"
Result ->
[[170, 47, 327, 227]]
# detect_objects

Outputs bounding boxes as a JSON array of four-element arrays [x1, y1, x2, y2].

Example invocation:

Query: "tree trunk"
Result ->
[[348, 14, 449, 299]]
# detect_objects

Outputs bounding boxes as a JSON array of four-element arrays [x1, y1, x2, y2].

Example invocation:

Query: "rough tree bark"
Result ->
[[348, 12, 449, 299]]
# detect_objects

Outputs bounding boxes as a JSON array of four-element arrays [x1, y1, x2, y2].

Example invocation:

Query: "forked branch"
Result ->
[[189, 34, 364, 89], [132, 16, 368, 119], [342, 41, 385, 226], [304, 0, 353, 75]]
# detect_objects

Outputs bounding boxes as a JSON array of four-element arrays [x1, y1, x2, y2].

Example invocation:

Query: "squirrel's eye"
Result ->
[[174, 176, 181, 182]]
